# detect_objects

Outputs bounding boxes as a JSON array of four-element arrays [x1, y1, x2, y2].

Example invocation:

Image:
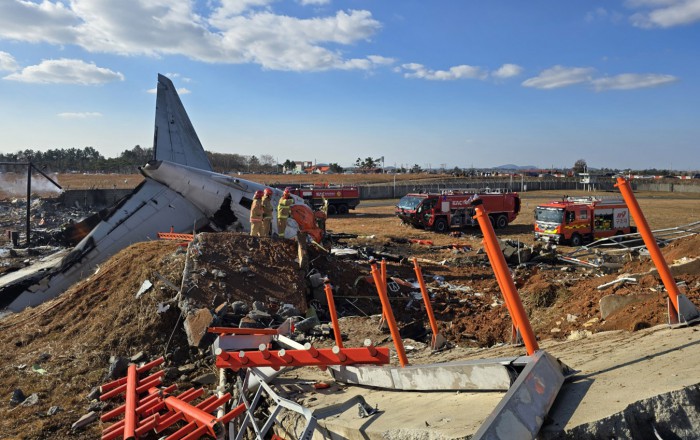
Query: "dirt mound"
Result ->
[[0, 241, 187, 438], [660, 233, 700, 263], [184, 232, 307, 313]]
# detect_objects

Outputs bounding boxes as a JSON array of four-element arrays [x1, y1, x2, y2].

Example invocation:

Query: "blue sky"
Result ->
[[1, 0, 699, 170]]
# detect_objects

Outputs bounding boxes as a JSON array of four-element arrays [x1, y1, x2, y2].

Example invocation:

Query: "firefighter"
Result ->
[[314, 209, 327, 232], [315, 195, 328, 232], [261, 187, 274, 236], [250, 190, 264, 236], [277, 187, 294, 237]]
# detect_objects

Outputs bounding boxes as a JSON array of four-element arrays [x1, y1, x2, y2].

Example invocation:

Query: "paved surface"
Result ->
[[278, 324, 700, 439]]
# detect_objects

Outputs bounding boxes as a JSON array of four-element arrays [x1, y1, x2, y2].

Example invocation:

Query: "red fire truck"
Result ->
[[395, 189, 521, 232], [534, 197, 635, 246], [278, 184, 360, 215]]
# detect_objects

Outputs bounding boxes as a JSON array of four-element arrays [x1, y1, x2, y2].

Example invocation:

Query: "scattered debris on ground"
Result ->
[[1, 192, 700, 438]]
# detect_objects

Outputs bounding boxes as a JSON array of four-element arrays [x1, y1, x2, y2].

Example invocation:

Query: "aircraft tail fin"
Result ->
[[153, 74, 213, 171]]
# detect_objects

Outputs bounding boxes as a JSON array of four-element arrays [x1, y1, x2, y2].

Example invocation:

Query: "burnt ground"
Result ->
[[0, 225, 699, 437]]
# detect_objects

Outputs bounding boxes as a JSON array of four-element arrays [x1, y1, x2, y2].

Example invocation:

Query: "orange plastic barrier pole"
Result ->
[[324, 280, 344, 348], [370, 263, 409, 367], [482, 239, 520, 339], [411, 258, 440, 345], [474, 205, 539, 355], [615, 177, 680, 311], [124, 364, 137, 440], [378, 259, 387, 324], [163, 395, 223, 438], [101, 357, 164, 393], [381, 258, 388, 294]]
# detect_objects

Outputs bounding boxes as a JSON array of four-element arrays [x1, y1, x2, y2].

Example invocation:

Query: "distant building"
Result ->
[[285, 161, 313, 173]]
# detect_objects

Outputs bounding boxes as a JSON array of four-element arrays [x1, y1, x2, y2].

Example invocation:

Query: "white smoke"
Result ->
[[0, 172, 63, 197]]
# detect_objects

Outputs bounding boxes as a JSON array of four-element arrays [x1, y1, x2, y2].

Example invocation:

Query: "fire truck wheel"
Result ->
[[495, 215, 508, 229], [337, 204, 349, 215], [433, 218, 448, 233], [570, 233, 583, 247], [326, 205, 337, 215], [488, 215, 496, 228]]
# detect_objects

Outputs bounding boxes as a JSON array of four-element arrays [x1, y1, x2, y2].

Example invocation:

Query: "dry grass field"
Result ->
[[328, 190, 700, 250]]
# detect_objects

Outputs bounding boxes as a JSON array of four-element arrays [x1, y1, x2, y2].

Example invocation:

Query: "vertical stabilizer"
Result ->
[[154, 74, 213, 171]]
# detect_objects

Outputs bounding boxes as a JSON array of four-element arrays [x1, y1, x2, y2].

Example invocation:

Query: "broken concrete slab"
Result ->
[[544, 383, 700, 439], [329, 357, 517, 391], [107, 356, 129, 380], [184, 308, 214, 347], [71, 411, 98, 431], [599, 292, 662, 319], [192, 372, 217, 385], [20, 393, 39, 406]]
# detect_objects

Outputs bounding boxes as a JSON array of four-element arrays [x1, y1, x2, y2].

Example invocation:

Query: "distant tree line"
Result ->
[[0, 146, 286, 174]]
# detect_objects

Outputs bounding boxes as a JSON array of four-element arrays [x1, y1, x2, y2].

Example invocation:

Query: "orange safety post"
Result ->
[[474, 204, 539, 355], [381, 258, 388, 294], [482, 238, 520, 342], [617, 177, 677, 310], [370, 263, 409, 367], [615, 177, 699, 324], [323, 280, 344, 348], [379, 259, 388, 325], [124, 364, 137, 440], [411, 257, 442, 348]]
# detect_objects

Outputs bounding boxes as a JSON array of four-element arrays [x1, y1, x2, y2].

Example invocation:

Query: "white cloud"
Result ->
[[57, 112, 103, 119], [522, 66, 595, 89], [165, 72, 192, 82], [585, 7, 625, 23], [0, 0, 81, 44], [0, 51, 18, 72], [300, 0, 331, 5], [210, 0, 275, 20], [367, 55, 395, 66], [146, 87, 191, 94], [591, 73, 678, 90], [492, 63, 523, 79], [0, 0, 384, 73], [400, 63, 488, 81], [627, 0, 700, 28], [523, 65, 679, 91], [3, 59, 124, 84]]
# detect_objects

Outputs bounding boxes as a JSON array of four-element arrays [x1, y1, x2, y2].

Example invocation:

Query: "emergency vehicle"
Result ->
[[276, 184, 360, 215], [534, 196, 635, 246], [395, 189, 521, 232]]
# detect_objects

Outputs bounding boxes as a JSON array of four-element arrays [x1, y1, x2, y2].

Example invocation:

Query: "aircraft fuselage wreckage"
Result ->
[[1, 74, 323, 313]]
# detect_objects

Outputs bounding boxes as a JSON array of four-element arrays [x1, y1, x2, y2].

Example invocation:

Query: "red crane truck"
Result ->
[[534, 196, 635, 246], [395, 189, 521, 232]]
